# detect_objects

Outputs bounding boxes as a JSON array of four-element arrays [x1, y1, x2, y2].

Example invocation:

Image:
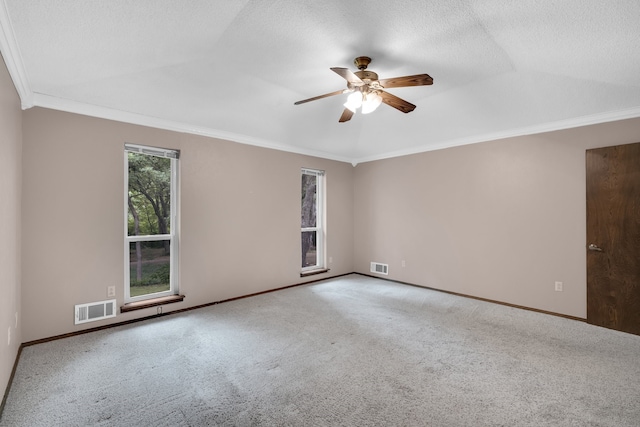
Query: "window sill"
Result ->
[[120, 294, 185, 313], [300, 268, 330, 278]]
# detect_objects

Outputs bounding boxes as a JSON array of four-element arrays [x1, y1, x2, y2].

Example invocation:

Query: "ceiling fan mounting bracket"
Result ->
[[354, 56, 372, 70]]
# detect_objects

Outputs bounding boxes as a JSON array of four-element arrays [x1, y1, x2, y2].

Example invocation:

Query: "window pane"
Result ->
[[301, 231, 317, 268], [128, 152, 171, 236], [301, 174, 317, 228], [129, 241, 170, 297]]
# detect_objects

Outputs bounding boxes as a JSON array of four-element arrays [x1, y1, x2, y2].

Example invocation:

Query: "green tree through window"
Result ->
[[125, 144, 179, 301], [301, 168, 324, 271]]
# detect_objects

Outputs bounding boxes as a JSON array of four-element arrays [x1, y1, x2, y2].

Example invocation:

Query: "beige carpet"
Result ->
[[2, 274, 639, 426]]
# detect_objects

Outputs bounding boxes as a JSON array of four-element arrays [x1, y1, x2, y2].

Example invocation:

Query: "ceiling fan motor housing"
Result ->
[[355, 70, 378, 82], [354, 57, 380, 88]]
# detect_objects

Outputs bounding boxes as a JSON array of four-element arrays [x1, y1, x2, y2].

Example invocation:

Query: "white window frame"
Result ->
[[124, 144, 179, 303], [301, 168, 325, 272]]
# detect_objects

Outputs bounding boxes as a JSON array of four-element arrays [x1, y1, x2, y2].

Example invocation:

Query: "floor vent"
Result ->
[[370, 262, 389, 275], [74, 299, 116, 325]]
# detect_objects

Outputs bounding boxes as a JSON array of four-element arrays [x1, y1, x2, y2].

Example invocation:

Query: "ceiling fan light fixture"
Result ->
[[361, 92, 382, 114], [344, 91, 363, 113]]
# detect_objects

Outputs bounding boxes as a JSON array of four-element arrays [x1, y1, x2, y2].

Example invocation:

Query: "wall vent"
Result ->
[[370, 262, 389, 275], [74, 299, 116, 325]]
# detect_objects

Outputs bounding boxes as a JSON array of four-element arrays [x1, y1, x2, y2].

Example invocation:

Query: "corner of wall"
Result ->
[[0, 52, 23, 410]]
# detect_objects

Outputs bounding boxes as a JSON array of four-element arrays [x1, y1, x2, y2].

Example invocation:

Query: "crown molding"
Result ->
[[30, 93, 640, 167], [30, 93, 354, 164], [352, 106, 640, 165], [0, 0, 33, 108]]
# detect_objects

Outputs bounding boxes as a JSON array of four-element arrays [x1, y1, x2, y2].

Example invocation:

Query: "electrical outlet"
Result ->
[[402, 260, 406, 268], [329, 256, 333, 264], [555, 281, 563, 292], [7, 327, 10, 346], [107, 286, 116, 297], [15, 312, 18, 328]]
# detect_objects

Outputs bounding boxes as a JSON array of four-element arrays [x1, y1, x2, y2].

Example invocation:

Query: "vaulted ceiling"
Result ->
[[1, 1, 639, 164]]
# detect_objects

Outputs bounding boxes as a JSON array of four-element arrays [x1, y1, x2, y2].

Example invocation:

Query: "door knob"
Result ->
[[588, 244, 603, 252]]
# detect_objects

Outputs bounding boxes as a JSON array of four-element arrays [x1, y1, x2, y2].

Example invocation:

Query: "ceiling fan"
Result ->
[[294, 56, 433, 122]]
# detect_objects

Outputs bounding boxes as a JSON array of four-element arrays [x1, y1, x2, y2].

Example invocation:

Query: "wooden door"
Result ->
[[586, 142, 640, 335]]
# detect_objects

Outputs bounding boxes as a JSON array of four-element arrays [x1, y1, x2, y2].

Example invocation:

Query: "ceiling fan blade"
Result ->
[[294, 89, 347, 105], [379, 91, 416, 113], [330, 67, 364, 85], [338, 108, 354, 123], [378, 74, 433, 89]]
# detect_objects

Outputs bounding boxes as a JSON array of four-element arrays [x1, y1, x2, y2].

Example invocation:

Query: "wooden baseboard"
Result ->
[[17, 271, 584, 356], [0, 344, 23, 421], [355, 273, 586, 322], [21, 272, 353, 348]]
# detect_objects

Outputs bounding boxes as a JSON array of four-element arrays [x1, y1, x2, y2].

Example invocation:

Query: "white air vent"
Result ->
[[74, 299, 116, 325], [370, 262, 389, 275]]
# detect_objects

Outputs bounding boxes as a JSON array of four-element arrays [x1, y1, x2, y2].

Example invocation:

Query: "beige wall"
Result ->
[[11, 79, 640, 344], [21, 108, 353, 342], [0, 54, 22, 398], [354, 118, 640, 318]]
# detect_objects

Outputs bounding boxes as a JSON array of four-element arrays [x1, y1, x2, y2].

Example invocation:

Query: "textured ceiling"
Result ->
[[1, 0, 640, 164]]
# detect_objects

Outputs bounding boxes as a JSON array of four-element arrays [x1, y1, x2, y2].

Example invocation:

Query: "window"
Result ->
[[125, 144, 179, 303], [301, 168, 325, 272]]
